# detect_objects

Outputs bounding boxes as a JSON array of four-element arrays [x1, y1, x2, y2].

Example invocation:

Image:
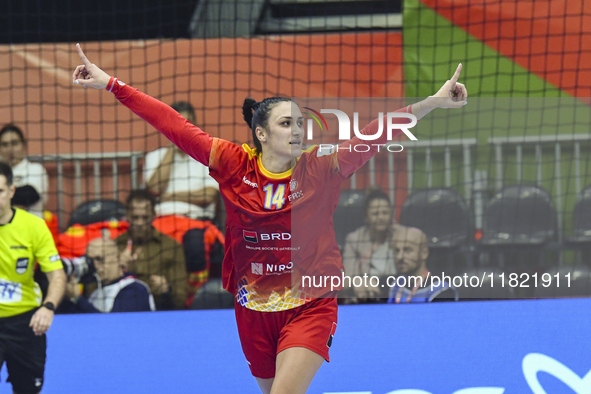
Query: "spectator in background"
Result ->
[[0, 124, 49, 218], [63, 237, 155, 313], [388, 227, 457, 303], [342, 188, 403, 303], [115, 189, 188, 310], [144, 101, 220, 221]]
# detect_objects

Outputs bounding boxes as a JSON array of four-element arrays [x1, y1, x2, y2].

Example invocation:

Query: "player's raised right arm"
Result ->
[[72, 44, 213, 167]]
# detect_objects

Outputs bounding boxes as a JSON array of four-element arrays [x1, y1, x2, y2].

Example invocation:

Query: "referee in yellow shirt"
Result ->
[[0, 162, 66, 393]]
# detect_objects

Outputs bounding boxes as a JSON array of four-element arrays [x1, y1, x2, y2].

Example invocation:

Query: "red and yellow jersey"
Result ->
[[209, 140, 345, 311], [109, 77, 412, 312]]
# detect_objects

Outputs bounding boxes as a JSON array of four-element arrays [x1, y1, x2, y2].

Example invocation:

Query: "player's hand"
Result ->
[[150, 275, 170, 295], [29, 306, 54, 336], [72, 43, 112, 89], [431, 63, 468, 108]]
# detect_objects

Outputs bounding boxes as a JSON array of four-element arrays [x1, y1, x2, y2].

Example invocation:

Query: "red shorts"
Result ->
[[234, 295, 338, 379]]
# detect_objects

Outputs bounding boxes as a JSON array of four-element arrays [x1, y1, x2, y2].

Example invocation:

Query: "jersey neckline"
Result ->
[[242, 144, 292, 179]]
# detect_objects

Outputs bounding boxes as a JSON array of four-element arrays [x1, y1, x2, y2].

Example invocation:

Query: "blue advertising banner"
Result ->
[[1, 298, 589, 393]]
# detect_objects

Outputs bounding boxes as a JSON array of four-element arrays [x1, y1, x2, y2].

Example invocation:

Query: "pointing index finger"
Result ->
[[449, 63, 463, 85], [76, 43, 91, 67]]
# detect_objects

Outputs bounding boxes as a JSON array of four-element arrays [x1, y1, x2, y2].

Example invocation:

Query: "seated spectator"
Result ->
[[388, 227, 458, 303], [144, 101, 220, 221], [62, 237, 155, 313], [0, 124, 49, 218], [116, 189, 188, 310], [342, 188, 403, 303]]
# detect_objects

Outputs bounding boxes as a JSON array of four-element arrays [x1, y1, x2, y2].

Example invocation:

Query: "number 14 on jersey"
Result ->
[[263, 184, 286, 210]]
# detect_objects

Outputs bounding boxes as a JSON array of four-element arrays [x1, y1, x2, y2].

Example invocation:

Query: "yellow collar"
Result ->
[[241, 144, 317, 179], [242, 144, 292, 179]]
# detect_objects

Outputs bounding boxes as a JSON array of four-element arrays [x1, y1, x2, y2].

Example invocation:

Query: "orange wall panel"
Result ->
[[0, 33, 404, 223]]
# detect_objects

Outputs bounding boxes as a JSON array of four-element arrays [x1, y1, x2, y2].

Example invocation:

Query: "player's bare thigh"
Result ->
[[256, 376, 273, 394], [255, 347, 324, 394]]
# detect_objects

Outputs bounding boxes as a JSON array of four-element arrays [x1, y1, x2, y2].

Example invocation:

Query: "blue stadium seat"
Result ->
[[333, 189, 366, 251], [480, 185, 557, 247], [68, 199, 127, 228], [190, 278, 234, 310], [478, 185, 558, 280], [399, 188, 472, 249], [566, 186, 591, 245]]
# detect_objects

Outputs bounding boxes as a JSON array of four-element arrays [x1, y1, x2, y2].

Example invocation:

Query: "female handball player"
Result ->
[[72, 43, 467, 394]]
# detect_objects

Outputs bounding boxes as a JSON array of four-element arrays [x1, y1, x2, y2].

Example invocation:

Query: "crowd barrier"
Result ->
[[1, 298, 589, 393]]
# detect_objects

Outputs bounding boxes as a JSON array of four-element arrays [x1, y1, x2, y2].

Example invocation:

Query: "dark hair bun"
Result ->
[[242, 97, 257, 129]]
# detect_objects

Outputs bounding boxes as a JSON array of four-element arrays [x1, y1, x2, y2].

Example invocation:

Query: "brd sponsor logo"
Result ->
[[261, 233, 291, 241], [243, 230, 258, 243], [243, 230, 291, 243]]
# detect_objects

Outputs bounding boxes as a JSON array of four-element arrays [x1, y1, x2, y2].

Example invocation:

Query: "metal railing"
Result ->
[[321, 138, 478, 209], [349, 138, 477, 211], [29, 152, 145, 227], [488, 134, 591, 243]]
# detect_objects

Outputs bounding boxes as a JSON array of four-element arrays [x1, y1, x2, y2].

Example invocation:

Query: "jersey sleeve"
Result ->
[[337, 106, 413, 178], [108, 79, 213, 167], [34, 220, 63, 273], [208, 138, 248, 184]]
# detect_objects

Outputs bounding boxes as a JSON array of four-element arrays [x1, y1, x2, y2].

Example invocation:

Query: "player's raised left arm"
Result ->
[[336, 63, 467, 178]]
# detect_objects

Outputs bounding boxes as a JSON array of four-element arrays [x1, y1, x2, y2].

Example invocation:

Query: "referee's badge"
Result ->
[[15, 257, 30, 274]]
